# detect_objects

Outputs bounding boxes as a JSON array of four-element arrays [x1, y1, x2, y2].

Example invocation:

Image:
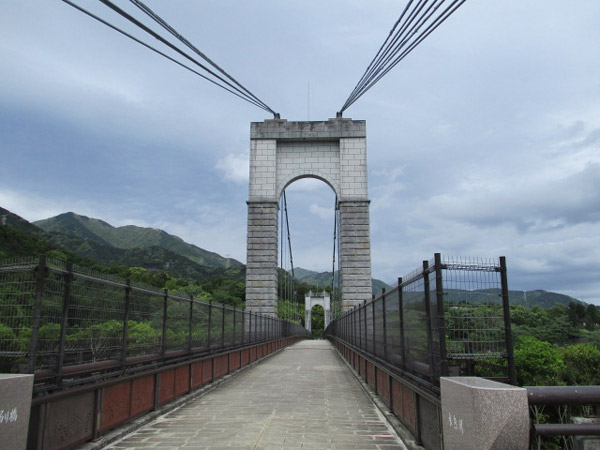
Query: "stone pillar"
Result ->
[[305, 309, 312, 333], [0, 374, 34, 450], [339, 200, 372, 312], [440, 377, 529, 450], [245, 201, 278, 318], [323, 291, 331, 329]]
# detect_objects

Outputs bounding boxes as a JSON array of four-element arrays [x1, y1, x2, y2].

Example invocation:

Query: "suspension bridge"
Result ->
[[2, 1, 600, 450]]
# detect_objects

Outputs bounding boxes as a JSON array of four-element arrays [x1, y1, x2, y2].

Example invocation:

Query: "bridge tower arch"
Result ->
[[304, 290, 331, 333], [246, 118, 372, 318]]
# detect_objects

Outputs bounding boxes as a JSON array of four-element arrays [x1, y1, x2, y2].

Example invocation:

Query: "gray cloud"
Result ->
[[1, 1, 600, 304]]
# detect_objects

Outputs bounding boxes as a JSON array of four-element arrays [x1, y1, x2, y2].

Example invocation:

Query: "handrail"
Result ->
[[526, 385, 600, 438]]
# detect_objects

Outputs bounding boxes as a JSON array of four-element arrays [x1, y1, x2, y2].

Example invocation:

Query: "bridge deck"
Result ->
[[108, 340, 406, 450]]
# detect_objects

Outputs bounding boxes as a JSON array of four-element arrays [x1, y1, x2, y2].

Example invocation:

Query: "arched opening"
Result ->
[[276, 178, 341, 327], [311, 304, 324, 339], [246, 119, 372, 318]]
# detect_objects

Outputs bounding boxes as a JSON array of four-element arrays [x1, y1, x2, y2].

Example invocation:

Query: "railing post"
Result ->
[[233, 307, 237, 345], [55, 261, 73, 386], [398, 277, 406, 370], [207, 300, 212, 351], [28, 254, 47, 373], [372, 298, 376, 354], [188, 295, 193, 354], [500, 256, 517, 385], [221, 304, 225, 349], [248, 311, 252, 344], [354, 306, 358, 348], [422, 260, 436, 379], [434, 253, 449, 377], [242, 310, 246, 345], [382, 288, 388, 361], [121, 279, 131, 370], [161, 289, 168, 358], [358, 305, 362, 350]]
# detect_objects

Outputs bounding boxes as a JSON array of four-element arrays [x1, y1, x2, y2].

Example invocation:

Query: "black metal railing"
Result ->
[[325, 253, 516, 391], [0, 255, 309, 391], [527, 385, 600, 448]]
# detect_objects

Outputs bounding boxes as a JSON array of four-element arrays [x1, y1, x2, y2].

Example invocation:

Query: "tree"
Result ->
[[561, 343, 600, 385], [585, 305, 600, 330], [568, 301, 586, 327], [513, 336, 565, 386]]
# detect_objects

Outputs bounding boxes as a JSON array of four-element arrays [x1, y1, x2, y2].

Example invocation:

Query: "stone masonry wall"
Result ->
[[276, 141, 341, 198], [339, 201, 372, 311], [245, 201, 278, 317], [247, 119, 371, 317]]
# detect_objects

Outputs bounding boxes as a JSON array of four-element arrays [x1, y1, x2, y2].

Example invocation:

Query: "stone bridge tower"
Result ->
[[304, 290, 331, 333], [246, 118, 372, 317]]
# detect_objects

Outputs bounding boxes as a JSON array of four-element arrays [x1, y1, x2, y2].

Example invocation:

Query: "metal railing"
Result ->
[[527, 386, 600, 448], [0, 255, 309, 391], [325, 253, 516, 391]]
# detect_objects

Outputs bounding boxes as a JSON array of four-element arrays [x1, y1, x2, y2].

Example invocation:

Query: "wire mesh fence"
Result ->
[[0, 255, 308, 387], [325, 253, 516, 390]]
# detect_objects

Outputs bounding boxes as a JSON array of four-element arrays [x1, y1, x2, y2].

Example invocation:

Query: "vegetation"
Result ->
[[294, 266, 390, 296]]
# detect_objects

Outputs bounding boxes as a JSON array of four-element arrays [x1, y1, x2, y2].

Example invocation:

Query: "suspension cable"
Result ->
[[61, 0, 277, 115], [339, 0, 468, 115], [127, 0, 275, 114], [283, 191, 295, 321], [331, 195, 337, 298], [283, 191, 295, 283]]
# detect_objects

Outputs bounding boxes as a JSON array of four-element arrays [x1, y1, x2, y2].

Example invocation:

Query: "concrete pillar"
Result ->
[[339, 200, 372, 312], [440, 377, 529, 450], [305, 308, 312, 333], [245, 201, 278, 318], [0, 374, 34, 450]]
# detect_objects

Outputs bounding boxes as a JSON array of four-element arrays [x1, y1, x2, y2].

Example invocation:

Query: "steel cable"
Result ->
[[61, 0, 277, 115], [339, 0, 468, 115], [127, 0, 275, 114], [344, 0, 445, 109], [346, 0, 467, 111]]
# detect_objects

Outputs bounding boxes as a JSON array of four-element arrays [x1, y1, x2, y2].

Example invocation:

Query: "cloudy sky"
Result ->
[[1, 1, 599, 304]]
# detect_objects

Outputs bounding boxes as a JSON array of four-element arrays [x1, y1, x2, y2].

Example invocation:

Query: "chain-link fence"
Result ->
[[0, 255, 308, 388], [325, 253, 516, 390]]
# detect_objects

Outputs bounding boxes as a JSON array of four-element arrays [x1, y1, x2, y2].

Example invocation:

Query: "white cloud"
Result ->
[[309, 204, 333, 220], [216, 152, 249, 183], [2, 0, 600, 305]]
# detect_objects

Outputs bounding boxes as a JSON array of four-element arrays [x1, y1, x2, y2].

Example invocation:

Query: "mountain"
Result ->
[[0, 207, 593, 309], [442, 288, 585, 308], [34, 212, 243, 269], [293, 267, 391, 295], [0, 207, 58, 258], [0, 208, 243, 283]]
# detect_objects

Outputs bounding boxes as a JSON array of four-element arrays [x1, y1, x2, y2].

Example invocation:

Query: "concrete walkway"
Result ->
[[108, 340, 407, 450]]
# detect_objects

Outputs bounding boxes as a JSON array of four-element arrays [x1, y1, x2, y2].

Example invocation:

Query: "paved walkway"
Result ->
[[108, 340, 406, 450]]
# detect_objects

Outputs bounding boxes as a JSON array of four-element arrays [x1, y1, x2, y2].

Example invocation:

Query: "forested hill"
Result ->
[[0, 207, 593, 310], [0, 207, 244, 283], [294, 267, 390, 296], [443, 288, 585, 309], [34, 212, 242, 269]]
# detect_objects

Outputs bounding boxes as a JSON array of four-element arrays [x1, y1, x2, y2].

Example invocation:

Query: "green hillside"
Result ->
[[34, 212, 243, 269], [1, 208, 243, 284], [293, 267, 390, 296], [442, 288, 584, 308], [1, 206, 592, 311]]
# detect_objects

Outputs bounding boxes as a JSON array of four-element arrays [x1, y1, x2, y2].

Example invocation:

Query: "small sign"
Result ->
[[448, 412, 464, 434], [0, 408, 18, 424]]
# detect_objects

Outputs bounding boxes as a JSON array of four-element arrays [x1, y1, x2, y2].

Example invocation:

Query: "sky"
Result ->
[[1, 1, 599, 304]]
